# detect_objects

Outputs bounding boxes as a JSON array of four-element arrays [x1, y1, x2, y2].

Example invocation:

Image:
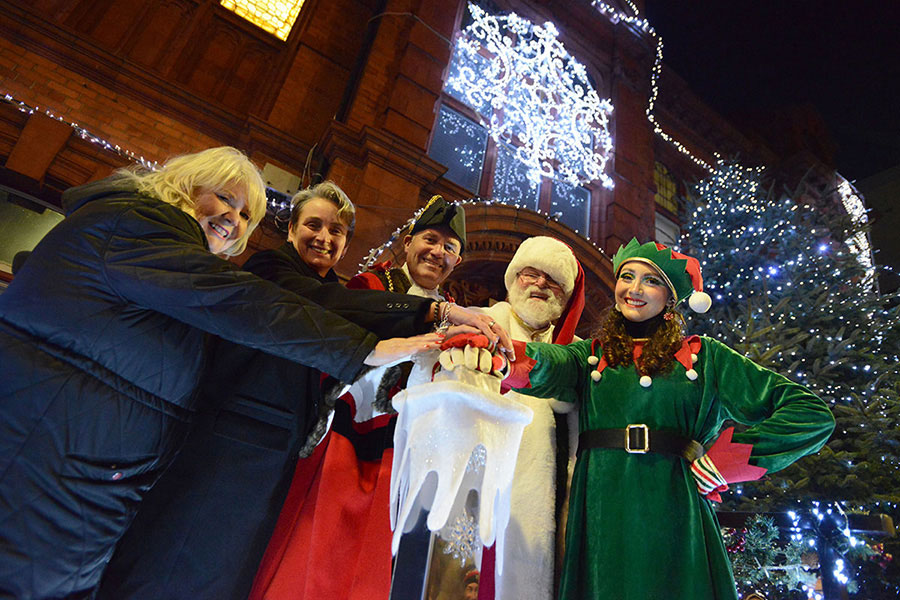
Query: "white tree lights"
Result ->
[[446, 4, 615, 189]]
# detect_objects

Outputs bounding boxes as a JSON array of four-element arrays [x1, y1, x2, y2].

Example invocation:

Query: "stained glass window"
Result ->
[[220, 0, 305, 41]]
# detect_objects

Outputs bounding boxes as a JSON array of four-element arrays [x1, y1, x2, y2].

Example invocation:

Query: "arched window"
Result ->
[[429, 4, 614, 237]]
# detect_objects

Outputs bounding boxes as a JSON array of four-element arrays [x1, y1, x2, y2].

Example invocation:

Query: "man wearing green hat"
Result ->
[[250, 196, 478, 600], [350, 194, 466, 298]]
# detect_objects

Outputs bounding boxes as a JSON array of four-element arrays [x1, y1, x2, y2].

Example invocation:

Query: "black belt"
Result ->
[[578, 425, 705, 462]]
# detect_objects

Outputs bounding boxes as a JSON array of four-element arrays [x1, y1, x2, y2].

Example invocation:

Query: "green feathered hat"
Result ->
[[612, 238, 711, 313], [410, 195, 466, 252]]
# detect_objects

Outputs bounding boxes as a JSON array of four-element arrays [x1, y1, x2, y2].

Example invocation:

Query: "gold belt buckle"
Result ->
[[625, 424, 649, 453]]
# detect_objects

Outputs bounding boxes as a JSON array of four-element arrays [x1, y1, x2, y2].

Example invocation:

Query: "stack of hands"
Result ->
[[437, 333, 507, 378], [364, 303, 514, 367]]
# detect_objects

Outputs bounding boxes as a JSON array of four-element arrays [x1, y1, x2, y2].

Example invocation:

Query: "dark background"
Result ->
[[643, 0, 900, 182], [643, 1, 900, 289]]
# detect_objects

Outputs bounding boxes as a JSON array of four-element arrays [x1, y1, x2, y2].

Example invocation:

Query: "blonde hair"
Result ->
[[117, 146, 267, 256], [289, 181, 356, 240]]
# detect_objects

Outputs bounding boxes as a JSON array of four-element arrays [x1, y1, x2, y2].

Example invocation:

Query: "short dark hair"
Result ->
[[289, 181, 356, 240]]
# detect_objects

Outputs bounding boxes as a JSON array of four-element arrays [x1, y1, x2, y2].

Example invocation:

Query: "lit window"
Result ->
[[219, 0, 305, 41], [0, 186, 63, 287], [492, 141, 539, 210], [654, 162, 678, 213]]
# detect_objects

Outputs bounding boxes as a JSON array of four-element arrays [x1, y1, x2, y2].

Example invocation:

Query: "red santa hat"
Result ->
[[504, 236, 585, 344]]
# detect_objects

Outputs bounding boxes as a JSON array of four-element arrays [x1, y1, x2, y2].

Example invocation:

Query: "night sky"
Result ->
[[642, 1, 900, 183]]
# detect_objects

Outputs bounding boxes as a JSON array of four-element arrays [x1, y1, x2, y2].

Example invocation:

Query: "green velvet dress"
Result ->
[[514, 336, 834, 600]]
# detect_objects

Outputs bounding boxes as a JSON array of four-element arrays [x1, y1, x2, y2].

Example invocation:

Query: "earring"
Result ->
[[663, 302, 675, 321], [614, 304, 622, 312]]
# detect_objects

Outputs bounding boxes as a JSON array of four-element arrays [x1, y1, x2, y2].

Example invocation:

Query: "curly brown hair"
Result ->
[[592, 307, 686, 376]]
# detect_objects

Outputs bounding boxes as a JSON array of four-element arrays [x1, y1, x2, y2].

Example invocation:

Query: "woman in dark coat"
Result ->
[[0, 149, 456, 600], [97, 181, 451, 599]]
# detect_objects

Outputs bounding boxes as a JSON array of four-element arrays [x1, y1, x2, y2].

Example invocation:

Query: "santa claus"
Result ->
[[472, 235, 585, 600]]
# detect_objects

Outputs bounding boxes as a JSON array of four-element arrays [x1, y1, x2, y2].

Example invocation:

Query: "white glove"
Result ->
[[438, 344, 494, 373]]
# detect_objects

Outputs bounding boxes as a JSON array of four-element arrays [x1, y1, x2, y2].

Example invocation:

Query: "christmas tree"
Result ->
[[679, 160, 900, 598]]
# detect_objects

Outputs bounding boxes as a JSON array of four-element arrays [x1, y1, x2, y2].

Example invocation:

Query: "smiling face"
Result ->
[[403, 227, 462, 290], [614, 260, 672, 322], [191, 184, 251, 255], [509, 267, 567, 329], [288, 196, 350, 277]]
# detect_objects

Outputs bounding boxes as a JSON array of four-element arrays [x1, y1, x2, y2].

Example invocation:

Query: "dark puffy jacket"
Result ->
[[97, 243, 434, 600], [0, 178, 383, 599]]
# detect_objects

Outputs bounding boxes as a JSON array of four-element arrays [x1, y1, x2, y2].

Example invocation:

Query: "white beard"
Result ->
[[509, 284, 565, 330]]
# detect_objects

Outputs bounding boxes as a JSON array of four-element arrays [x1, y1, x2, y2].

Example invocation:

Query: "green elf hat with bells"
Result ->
[[612, 238, 712, 313], [410, 195, 467, 252]]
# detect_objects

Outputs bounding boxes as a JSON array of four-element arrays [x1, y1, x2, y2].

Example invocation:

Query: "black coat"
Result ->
[[0, 178, 403, 599], [96, 244, 434, 600]]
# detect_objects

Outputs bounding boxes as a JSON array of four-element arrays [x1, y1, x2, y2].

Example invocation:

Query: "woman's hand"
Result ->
[[364, 333, 444, 367], [443, 324, 480, 338], [443, 303, 515, 361]]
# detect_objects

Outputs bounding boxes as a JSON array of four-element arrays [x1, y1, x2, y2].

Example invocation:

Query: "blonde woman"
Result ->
[[0, 149, 457, 599]]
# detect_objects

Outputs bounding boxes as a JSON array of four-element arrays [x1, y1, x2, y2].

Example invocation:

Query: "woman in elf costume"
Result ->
[[499, 239, 835, 599]]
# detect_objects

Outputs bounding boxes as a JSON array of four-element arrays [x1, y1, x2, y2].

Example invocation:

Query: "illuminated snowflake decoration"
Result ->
[[446, 4, 614, 188], [439, 509, 479, 565]]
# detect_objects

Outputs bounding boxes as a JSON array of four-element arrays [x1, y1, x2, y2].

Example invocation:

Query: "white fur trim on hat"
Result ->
[[504, 236, 578, 297]]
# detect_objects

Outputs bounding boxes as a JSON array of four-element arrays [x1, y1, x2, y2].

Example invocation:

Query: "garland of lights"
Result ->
[[446, 4, 614, 189], [2, 91, 295, 217], [589, 1, 714, 171], [2, 93, 158, 171], [357, 196, 612, 275]]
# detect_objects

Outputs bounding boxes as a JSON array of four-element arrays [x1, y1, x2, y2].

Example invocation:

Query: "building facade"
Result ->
[[0, 0, 849, 330]]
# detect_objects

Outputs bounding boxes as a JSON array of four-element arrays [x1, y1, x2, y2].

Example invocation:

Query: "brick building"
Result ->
[[0, 0, 849, 331]]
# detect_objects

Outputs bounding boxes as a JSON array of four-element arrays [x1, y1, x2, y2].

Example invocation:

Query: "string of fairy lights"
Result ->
[[2, 92, 302, 217], [2, 93, 158, 171], [356, 196, 612, 274], [590, 0, 714, 171]]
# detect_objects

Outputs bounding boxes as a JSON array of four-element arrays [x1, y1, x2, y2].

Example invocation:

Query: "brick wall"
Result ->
[[0, 36, 221, 165]]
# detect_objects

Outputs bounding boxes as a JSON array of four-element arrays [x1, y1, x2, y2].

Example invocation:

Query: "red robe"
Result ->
[[249, 266, 411, 600]]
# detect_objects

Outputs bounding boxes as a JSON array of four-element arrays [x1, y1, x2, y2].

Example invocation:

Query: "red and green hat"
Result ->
[[612, 238, 712, 313]]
